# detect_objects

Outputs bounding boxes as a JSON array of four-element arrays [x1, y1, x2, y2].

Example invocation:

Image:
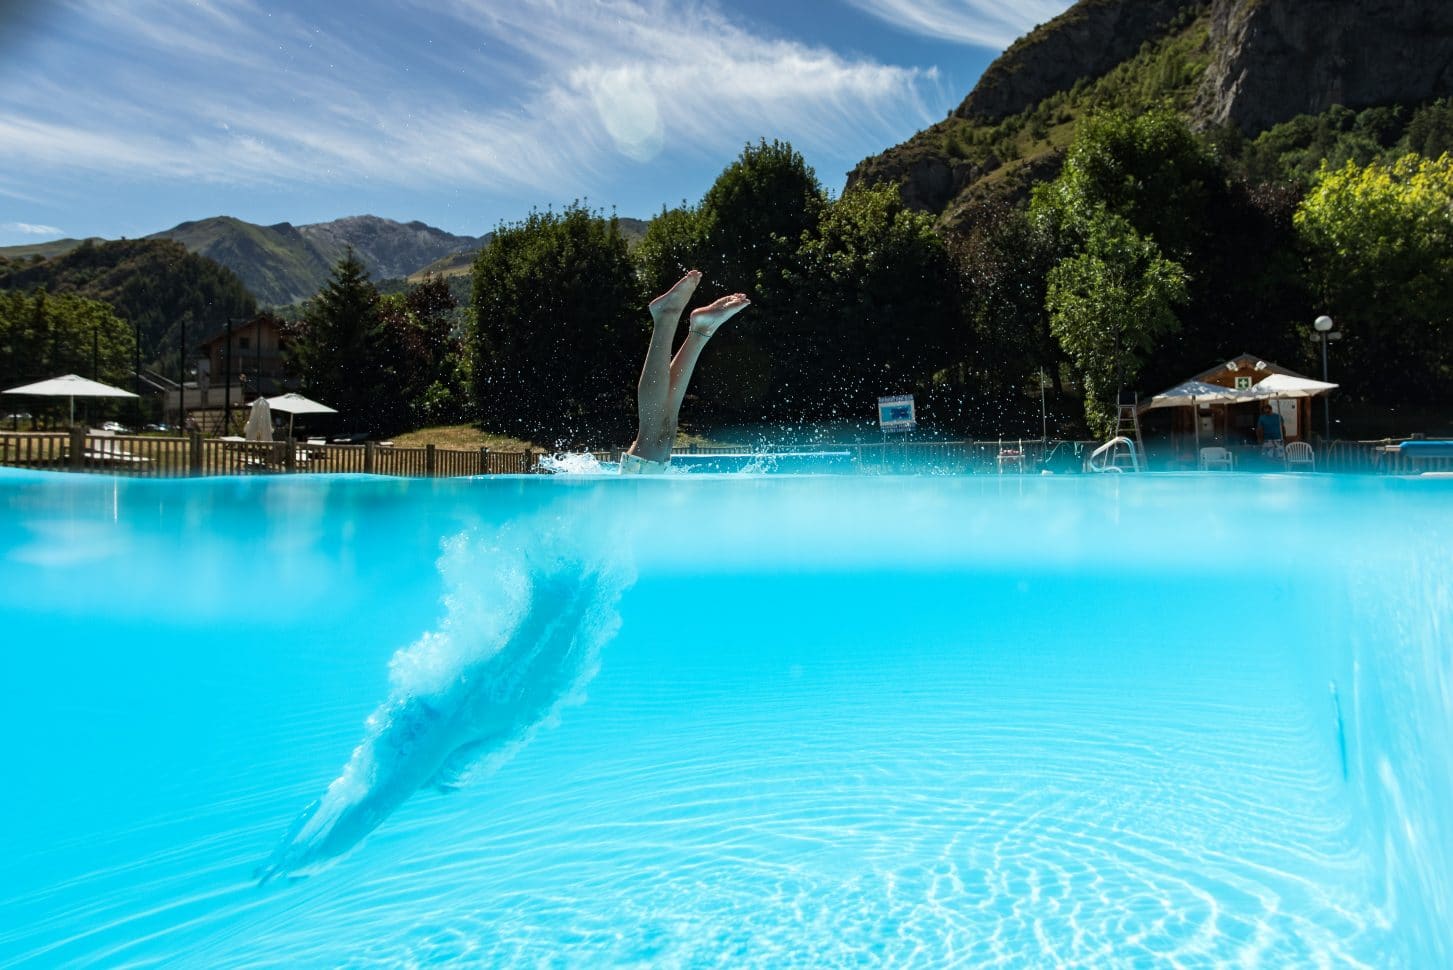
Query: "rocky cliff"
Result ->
[[1194, 0, 1453, 133], [956, 0, 1202, 123], [850, 0, 1453, 227]]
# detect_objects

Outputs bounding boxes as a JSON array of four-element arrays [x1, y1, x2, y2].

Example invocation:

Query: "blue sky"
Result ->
[[0, 0, 1071, 247]]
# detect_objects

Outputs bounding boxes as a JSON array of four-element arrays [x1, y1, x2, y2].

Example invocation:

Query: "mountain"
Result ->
[[151, 217, 333, 308], [1195, 0, 1453, 133], [296, 215, 488, 283], [2, 212, 652, 310], [150, 215, 487, 306], [849, 0, 1453, 227]]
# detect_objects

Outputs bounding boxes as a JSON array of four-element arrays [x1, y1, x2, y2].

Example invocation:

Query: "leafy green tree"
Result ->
[[471, 204, 642, 443], [1046, 213, 1188, 435], [948, 199, 1061, 407], [1403, 99, 1453, 160], [0, 288, 135, 423], [781, 182, 955, 421], [683, 140, 828, 418], [635, 204, 706, 297], [287, 249, 397, 434], [1032, 109, 1217, 260], [1031, 110, 1207, 429], [696, 139, 826, 295], [1140, 177, 1308, 387], [1295, 153, 1453, 401], [379, 274, 468, 427]]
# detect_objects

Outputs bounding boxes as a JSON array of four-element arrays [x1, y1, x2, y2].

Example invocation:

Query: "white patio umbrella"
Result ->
[[243, 396, 274, 442], [1241, 373, 1339, 444], [1143, 379, 1245, 456], [265, 392, 337, 438], [1242, 373, 1339, 398], [3, 373, 137, 428]]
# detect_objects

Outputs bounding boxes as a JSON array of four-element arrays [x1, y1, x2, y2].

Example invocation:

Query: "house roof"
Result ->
[[194, 316, 284, 351], [1188, 353, 1312, 388]]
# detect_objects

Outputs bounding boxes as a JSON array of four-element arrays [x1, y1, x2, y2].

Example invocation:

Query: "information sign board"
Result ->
[[877, 394, 917, 433]]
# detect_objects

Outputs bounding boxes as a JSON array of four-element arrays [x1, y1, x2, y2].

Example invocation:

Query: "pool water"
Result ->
[[1, 469, 1449, 967]]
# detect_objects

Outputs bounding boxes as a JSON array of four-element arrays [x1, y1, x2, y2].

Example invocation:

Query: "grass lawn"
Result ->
[[388, 425, 542, 452], [387, 424, 732, 454]]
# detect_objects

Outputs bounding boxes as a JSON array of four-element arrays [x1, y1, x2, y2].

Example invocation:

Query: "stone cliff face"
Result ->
[[1194, 0, 1453, 132], [956, 0, 1202, 122], [846, 140, 999, 217], [849, 0, 1453, 228]]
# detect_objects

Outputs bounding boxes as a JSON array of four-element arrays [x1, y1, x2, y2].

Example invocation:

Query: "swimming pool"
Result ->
[[1, 469, 1449, 966]]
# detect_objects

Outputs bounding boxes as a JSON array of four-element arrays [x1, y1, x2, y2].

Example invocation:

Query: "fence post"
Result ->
[[188, 431, 203, 475], [425, 443, 436, 476], [70, 427, 85, 470], [361, 440, 373, 474], [526, 448, 535, 473], [479, 446, 489, 475]]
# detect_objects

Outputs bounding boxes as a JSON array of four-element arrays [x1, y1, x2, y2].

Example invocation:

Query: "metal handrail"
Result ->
[[1087, 436, 1140, 473]]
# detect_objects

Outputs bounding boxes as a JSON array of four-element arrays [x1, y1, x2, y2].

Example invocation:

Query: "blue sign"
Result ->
[[877, 394, 917, 433]]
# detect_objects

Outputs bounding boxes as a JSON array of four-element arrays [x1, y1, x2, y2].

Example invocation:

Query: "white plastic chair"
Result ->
[[1285, 441, 1315, 472], [1199, 446, 1233, 471]]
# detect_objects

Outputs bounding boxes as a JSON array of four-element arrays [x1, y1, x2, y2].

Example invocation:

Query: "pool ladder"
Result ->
[[1086, 436, 1141, 473], [1086, 393, 1146, 472]]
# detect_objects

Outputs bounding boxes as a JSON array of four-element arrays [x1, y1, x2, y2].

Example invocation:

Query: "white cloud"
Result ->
[[0, 0, 937, 200], [842, 0, 1072, 49], [2, 221, 65, 236]]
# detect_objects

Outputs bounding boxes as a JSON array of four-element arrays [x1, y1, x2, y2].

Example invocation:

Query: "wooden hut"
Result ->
[[1140, 354, 1322, 466]]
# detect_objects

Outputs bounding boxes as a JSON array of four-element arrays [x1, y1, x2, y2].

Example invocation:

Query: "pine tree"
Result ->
[[288, 249, 396, 434]]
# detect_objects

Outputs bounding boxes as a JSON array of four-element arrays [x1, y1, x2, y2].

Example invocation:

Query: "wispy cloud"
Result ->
[[842, 0, 1071, 49], [2, 221, 64, 236], [0, 0, 937, 201]]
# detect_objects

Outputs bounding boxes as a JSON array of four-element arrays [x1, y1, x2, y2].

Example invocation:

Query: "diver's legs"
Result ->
[[628, 270, 700, 462], [661, 293, 751, 431]]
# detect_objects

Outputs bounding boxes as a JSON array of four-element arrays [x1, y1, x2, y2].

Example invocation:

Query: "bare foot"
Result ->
[[649, 270, 702, 327], [688, 293, 750, 338]]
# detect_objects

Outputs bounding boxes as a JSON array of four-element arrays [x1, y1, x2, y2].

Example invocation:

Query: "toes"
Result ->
[[650, 274, 702, 318]]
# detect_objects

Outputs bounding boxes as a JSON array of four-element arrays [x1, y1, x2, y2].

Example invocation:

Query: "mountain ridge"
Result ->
[[3, 213, 652, 306], [148, 214, 488, 306]]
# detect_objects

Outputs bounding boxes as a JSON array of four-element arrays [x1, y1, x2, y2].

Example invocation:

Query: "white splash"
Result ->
[[260, 509, 635, 881]]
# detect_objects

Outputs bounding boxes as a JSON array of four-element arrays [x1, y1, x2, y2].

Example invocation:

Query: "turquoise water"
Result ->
[[1, 468, 1450, 967]]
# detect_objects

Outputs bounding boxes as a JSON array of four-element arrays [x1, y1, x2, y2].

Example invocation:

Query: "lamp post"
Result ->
[[1312, 314, 1341, 440], [179, 315, 186, 433], [1039, 369, 1049, 444], [224, 317, 234, 436]]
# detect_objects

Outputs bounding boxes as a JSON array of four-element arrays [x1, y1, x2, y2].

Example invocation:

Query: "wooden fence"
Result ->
[[2, 431, 1446, 478], [0, 431, 562, 479]]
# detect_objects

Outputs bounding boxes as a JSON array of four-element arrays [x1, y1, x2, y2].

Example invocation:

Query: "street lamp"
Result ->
[[1312, 314, 1341, 440]]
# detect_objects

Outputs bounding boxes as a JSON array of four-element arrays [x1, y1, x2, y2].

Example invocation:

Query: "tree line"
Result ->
[[442, 122, 1448, 443], [7, 112, 1448, 443]]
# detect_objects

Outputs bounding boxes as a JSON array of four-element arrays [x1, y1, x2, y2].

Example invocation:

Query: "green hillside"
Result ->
[[408, 248, 481, 281], [152, 217, 332, 307], [0, 238, 257, 369], [850, 5, 1211, 228], [0, 237, 100, 262]]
